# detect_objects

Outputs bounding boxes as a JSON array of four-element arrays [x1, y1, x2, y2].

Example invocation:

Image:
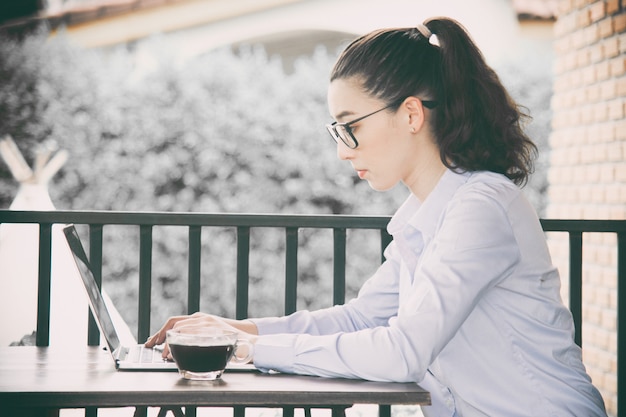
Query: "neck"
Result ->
[[404, 151, 447, 202]]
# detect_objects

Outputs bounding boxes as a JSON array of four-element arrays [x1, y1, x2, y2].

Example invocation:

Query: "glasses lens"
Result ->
[[327, 125, 338, 141], [336, 125, 357, 148]]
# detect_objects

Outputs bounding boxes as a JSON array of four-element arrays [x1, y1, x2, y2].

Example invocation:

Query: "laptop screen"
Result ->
[[63, 224, 121, 353]]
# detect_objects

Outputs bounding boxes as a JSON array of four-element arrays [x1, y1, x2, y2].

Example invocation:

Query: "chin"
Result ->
[[367, 180, 396, 192]]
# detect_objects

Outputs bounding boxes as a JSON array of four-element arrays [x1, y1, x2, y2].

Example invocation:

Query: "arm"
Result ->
[[145, 313, 259, 359], [145, 243, 403, 358], [252, 244, 402, 336], [253, 194, 521, 382]]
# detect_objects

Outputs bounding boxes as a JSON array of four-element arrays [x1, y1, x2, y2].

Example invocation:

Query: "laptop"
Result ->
[[63, 224, 178, 370], [63, 224, 255, 372]]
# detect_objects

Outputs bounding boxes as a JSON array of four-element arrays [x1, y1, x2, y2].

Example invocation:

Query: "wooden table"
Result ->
[[0, 346, 430, 417]]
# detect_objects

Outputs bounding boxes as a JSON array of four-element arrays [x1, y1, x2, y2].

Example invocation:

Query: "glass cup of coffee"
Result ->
[[166, 328, 253, 381]]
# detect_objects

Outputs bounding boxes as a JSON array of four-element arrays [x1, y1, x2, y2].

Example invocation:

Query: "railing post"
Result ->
[[378, 405, 391, 417], [333, 228, 346, 305], [285, 227, 299, 315], [569, 232, 583, 347], [188, 226, 202, 314], [138, 225, 153, 342], [36, 223, 52, 347], [88, 224, 104, 346], [618, 231, 625, 417], [236, 227, 250, 320], [282, 406, 295, 417], [380, 229, 392, 264]]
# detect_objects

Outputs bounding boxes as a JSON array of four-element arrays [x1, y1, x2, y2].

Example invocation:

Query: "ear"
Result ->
[[403, 97, 426, 134]]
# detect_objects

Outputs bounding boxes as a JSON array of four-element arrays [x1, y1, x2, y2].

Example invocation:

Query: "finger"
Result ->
[[151, 315, 213, 352], [171, 315, 219, 331], [144, 334, 161, 347], [162, 342, 171, 359], [145, 315, 191, 346]]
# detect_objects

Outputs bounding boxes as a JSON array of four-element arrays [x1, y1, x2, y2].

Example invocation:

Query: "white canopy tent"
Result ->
[[0, 135, 134, 347]]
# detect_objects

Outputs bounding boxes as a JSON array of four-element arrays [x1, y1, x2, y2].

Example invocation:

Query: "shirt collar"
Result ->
[[388, 169, 471, 239]]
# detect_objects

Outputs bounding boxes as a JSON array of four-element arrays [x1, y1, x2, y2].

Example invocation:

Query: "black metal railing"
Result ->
[[1, 210, 624, 417], [0, 210, 392, 346]]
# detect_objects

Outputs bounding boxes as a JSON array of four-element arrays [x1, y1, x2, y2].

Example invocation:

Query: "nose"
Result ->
[[336, 141, 354, 161]]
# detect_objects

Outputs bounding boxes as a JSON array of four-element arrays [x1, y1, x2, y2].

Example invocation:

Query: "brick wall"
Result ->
[[549, 1, 625, 415]]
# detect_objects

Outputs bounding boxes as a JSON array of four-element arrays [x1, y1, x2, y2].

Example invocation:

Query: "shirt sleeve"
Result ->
[[253, 192, 521, 382], [251, 241, 403, 335]]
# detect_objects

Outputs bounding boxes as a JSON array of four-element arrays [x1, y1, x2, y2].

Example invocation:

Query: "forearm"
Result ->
[[253, 259, 401, 337], [220, 318, 259, 335]]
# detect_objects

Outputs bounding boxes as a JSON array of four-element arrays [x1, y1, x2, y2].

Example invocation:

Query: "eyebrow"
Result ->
[[334, 110, 356, 121]]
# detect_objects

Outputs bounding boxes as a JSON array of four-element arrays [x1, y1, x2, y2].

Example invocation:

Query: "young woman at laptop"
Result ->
[[146, 17, 607, 417]]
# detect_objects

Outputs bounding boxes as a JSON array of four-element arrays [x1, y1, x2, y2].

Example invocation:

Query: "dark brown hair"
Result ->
[[330, 17, 537, 186]]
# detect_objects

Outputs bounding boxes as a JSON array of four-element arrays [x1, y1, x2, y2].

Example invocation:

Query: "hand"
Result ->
[[144, 312, 258, 360]]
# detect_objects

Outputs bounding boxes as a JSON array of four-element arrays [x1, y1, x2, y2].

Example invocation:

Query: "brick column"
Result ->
[[549, 1, 625, 415]]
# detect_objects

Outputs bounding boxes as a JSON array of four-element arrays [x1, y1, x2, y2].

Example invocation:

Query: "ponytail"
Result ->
[[425, 18, 537, 186], [330, 17, 537, 186]]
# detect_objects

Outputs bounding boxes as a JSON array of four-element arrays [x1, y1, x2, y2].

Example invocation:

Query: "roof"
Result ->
[[512, 0, 559, 21], [0, 0, 304, 38], [1, 0, 558, 42]]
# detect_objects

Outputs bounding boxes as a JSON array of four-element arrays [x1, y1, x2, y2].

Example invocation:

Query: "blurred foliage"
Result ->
[[498, 63, 552, 216], [0, 28, 551, 337]]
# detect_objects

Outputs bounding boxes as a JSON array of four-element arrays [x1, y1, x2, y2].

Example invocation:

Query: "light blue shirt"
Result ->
[[251, 169, 607, 417]]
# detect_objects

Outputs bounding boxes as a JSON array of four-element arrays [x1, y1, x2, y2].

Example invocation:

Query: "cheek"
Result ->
[[371, 129, 405, 163], [376, 133, 414, 179], [366, 124, 398, 151], [359, 120, 406, 169]]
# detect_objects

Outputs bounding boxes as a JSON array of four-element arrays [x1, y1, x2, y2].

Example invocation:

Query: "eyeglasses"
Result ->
[[326, 99, 437, 149]]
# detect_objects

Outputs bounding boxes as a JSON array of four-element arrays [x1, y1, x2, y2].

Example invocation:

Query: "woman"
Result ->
[[146, 18, 607, 416]]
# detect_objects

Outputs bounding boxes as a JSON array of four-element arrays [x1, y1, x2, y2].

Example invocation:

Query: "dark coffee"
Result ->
[[169, 344, 235, 372]]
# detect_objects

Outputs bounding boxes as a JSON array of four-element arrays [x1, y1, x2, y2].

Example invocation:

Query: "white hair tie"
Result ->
[[416, 23, 440, 48]]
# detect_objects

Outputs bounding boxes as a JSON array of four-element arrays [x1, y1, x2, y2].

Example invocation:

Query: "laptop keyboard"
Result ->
[[127, 345, 161, 363]]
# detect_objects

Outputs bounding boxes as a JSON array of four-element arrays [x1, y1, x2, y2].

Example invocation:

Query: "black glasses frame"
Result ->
[[326, 98, 437, 149]]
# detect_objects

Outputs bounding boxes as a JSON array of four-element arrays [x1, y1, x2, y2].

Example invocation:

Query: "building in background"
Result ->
[[548, 2, 625, 415], [1, 0, 555, 68]]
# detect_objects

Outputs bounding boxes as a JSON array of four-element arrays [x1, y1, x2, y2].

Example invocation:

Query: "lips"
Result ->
[[356, 170, 367, 179]]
